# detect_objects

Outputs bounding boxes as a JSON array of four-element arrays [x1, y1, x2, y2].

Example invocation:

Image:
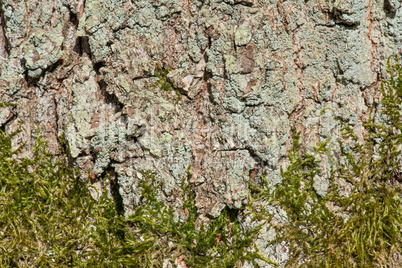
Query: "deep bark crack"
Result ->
[[0, 3, 10, 57]]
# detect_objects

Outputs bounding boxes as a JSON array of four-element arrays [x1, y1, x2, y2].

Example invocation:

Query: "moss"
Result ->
[[252, 57, 402, 267], [0, 128, 130, 267], [0, 127, 265, 267], [152, 64, 181, 106], [122, 168, 266, 267], [3, 54, 401, 268], [0, 103, 17, 107]]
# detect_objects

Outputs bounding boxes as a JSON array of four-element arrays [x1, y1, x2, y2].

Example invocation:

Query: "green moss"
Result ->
[[152, 64, 181, 106], [0, 103, 17, 107], [122, 168, 266, 267], [0, 127, 265, 267], [252, 57, 402, 267], [0, 128, 130, 267], [3, 54, 401, 268]]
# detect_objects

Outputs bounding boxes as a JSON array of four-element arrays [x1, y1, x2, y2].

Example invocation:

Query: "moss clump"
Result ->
[[252, 57, 402, 267], [0, 125, 264, 266], [152, 64, 181, 106], [153, 64, 174, 92], [0, 128, 129, 267], [123, 169, 265, 267]]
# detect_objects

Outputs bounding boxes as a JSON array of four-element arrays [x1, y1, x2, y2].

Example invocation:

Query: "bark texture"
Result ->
[[0, 0, 401, 265]]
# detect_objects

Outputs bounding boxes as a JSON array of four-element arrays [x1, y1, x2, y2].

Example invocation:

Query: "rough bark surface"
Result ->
[[0, 0, 401, 265]]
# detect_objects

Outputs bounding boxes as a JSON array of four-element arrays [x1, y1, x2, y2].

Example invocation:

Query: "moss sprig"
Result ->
[[152, 64, 181, 106]]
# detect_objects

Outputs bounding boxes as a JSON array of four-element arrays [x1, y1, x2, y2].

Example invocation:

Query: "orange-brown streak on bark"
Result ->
[[191, 80, 209, 180], [277, 0, 290, 35], [295, 48, 304, 96], [360, 0, 380, 126], [330, 82, 338, 101], [172, 17, 180, 55], [367, 0, 376, 74], [183, 0, 193, 17]]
